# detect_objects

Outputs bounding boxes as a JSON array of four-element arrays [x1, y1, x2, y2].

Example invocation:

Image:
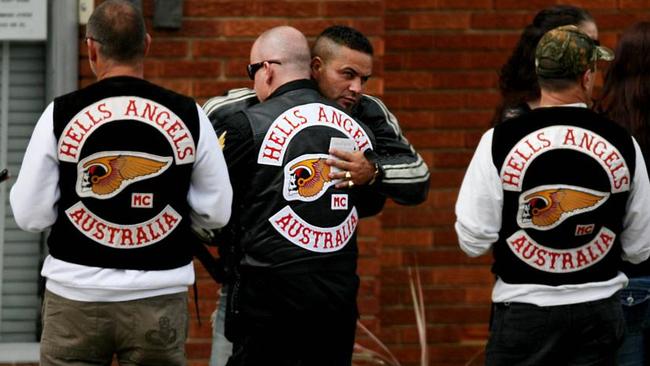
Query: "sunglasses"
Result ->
[[247, 60, 282, 80]]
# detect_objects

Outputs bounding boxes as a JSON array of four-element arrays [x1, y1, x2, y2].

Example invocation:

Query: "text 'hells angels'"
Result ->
[[58, 96, 195, 165], [500, 126, 630, 193]]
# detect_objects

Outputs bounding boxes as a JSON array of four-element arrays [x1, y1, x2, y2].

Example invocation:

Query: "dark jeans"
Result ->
[[226, 269, 358, 366], [486, 294, 625, 366], [618, 277, 650, 366]]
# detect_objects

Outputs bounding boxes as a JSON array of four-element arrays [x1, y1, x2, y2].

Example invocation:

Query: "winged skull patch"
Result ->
[[517, 185, 609, 231], [76, 151, 172, 199]]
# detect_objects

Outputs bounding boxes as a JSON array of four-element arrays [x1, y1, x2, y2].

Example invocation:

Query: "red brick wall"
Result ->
[[69, 1, 650, 366]]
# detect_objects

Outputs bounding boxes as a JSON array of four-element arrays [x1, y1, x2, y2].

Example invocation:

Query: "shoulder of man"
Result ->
[[352, 94, 405, 137], [202, 88, 259, 127]]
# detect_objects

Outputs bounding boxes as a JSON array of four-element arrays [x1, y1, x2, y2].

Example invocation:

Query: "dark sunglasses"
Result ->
[[247, 60, 281, 80]]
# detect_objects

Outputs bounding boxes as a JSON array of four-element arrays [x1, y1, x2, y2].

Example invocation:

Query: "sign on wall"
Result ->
[[0, 0, 47, 41]]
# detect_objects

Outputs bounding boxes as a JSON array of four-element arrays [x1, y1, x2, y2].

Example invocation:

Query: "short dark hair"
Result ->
[[86, 0, 147, 62], [537, 76, 581, 93], [314, 25, 374, 56]]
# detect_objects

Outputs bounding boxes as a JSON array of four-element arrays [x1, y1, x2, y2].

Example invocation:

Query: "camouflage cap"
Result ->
[[535, 25, 614, 79]]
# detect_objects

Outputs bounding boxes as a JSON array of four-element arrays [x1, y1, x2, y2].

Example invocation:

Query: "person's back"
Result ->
[[218, 26, 376, 366], [9, 1, 232, 364], [456, 25, 650, 365]]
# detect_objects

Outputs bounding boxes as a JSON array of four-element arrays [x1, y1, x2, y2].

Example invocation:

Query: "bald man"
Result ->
[[218, 26, 380, 365]]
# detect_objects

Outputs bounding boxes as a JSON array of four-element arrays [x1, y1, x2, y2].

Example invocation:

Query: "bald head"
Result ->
[[250, 26, 311, 100]]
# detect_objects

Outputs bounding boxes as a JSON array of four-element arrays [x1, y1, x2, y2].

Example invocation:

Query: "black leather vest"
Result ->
[[48, 76, 200, 270], [238, 82, 375, 271], [491, 106, 636, 286]]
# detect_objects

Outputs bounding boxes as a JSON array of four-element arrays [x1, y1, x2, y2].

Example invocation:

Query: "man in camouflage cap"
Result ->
[[535, 24, 613, 99], [455, 24, 650, 365]]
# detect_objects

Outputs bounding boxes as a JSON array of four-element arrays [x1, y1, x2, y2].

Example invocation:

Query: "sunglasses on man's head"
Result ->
[[246, 60, 282, 80]]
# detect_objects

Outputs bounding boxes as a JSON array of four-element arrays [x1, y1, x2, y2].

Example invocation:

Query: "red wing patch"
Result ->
[[517, 185, 609, 230], [76, 151, 172, 199]]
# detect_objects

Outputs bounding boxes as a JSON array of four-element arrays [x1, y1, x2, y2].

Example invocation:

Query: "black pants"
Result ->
[[486, 294, 625, 366], [226, 269, 358, 366]]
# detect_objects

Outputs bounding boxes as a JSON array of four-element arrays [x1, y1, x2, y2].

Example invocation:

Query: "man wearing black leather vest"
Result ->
[[455, 25, 650, 365], [219, 26, 378, 365], [9, 1, 233, 365], [204, 25, 430, 366]]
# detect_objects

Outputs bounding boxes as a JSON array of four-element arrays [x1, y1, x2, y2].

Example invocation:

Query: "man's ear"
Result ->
[[144, 33, 152, 57], [264, 62, 274, 86], [310, 56, 323, 79], [581, 68, 594, 90], [87, 38, 98, 63]]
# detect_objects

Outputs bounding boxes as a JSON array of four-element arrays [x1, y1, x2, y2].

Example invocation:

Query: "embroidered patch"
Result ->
[[132, 193, 153, 208], [145, 316, 177, 346], [517, 184, 609, 231], [283, 154, 334, 202], [269, 206, 358, 253], [65, 202, 181, 248], [500, 125, 630, 193], [76, 151, 172, 200], [575, 224, 595, 236], [58, 96, 196, 165], [258, 103, 373, 166], [331, 194, 348, 210], [506, 227, 615, 273]]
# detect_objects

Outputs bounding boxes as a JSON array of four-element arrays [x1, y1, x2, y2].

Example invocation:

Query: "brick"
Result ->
[[358, 217, 382, 237], [471, 13, 531, 29], [358, 296, 381, 315], [183, 0, 258, 17], [385, 51, 508, 71], [386, 71, 498, 89], [409, 12, 472, 30], [359, 257, 381, 276], [222, 19, 288, 37], [396, 111, 493, 129], [260, 2, 319, 17], [427, 170, 466, 190], [383, 229, 433, 247], [405, 130, 467, 148], [620, 0, 650, 8], [289, 19, 344, 37], [151, 19, 223, 38], [193, 40, 253, 58], [224, 58, 250, 78], [386, 0, 492, 10], [386, 34, 520, 51], [433, 228, 465, 247], [381, 207, 455, 227], [432, 151, 474, 168], [149, 40, 189, 58], [402, 249, 492, 266], [193, 80, 252, 99], [593, 13, 650, 30], [158, 60, 220, 77], [150, 78, 193, 96], [430, 267, 496, 285], [322, 1, 384, 17], [385, 15, 410, 30]]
